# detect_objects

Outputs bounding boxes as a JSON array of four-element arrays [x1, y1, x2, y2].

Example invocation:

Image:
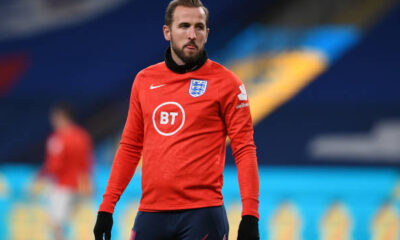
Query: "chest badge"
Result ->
[[189, 79, 208, 97]]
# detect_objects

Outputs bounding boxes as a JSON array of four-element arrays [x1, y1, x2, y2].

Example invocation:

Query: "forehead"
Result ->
[[172, 6, 207, 25]]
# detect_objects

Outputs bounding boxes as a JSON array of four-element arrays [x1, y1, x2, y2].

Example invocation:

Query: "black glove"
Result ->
[[94, 211, 113, 240], [237, 215, 259, 240]]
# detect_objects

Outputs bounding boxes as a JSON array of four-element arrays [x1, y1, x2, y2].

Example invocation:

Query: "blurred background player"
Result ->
[[32, 102, 93, 240]]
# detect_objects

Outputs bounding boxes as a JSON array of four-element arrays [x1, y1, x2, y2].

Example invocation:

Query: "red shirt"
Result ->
[[42, 124, 93, 190], [100, 59, 259, 218]]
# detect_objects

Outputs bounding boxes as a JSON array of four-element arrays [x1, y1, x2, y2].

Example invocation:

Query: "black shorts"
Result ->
[[130, 205, 229, 240]]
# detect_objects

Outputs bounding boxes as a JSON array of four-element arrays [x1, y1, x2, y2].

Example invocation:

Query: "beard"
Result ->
[[171, 37, 203, 65]]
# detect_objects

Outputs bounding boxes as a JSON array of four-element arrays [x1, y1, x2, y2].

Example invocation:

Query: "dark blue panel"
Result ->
[[0, 0, 274, 163], [252, 3, 400, 166]]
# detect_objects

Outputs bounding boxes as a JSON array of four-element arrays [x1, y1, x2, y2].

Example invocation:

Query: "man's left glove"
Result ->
[[94, 211, 113, 240], [237, 215, 259, 240]]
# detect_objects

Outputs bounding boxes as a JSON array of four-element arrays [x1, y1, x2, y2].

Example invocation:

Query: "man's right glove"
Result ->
[[94, 211, 113, 240], [237, 215, 259, 240]]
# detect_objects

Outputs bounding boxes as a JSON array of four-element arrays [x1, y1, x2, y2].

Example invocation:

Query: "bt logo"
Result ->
[[160, 112, 179, 125], [152, 102, 185, 136]]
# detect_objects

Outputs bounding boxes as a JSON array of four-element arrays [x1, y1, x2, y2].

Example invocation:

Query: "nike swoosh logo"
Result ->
[[150, 84, 166, 90], [201, 234, 209, 240]]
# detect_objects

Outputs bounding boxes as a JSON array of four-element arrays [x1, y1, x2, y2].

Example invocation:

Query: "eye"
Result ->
[[179, 23, 190, 28], [195, 24, 205, 30]]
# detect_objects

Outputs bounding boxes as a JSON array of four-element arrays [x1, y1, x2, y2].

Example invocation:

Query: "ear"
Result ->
[[205, 27, 210, 43], [163, 25, 171, 41]]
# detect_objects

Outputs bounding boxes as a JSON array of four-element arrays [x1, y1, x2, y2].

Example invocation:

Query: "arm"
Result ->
[[33, 135, 65, 195], [42, 135, 65, 177], [94, 73, 144, 240], [221, 77, 259, 219], [99, 73, 145, 213], [78, 137, 94, 197], [221, 74, 260, 240]]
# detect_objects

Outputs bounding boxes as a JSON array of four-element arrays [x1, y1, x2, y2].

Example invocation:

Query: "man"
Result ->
[[94, 0, 260, 239], [34, 103, 93, 240]]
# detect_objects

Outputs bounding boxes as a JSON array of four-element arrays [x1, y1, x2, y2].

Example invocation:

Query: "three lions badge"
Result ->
[[189, 79, 208, 97]]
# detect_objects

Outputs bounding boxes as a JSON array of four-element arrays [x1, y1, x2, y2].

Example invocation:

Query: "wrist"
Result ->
[[242, 215, 258, 222]]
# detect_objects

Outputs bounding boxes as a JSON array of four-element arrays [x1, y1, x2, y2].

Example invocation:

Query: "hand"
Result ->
[[30, 178, 46, 196], [94, 211, 113, 240], [78, 174, 93, 197], [237, 215, 259, 240]]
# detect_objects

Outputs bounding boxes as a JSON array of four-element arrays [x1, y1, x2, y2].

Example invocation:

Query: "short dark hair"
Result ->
[[51, 102, 76, 120], [165, 0, 209, 27]]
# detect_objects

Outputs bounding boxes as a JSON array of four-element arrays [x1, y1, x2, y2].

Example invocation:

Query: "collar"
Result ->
[[165, 46, 208, 74]]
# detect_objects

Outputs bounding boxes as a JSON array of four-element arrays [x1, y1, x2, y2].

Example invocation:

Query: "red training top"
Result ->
[[100, 59, 259, 218], [41, 124, 93, 190]]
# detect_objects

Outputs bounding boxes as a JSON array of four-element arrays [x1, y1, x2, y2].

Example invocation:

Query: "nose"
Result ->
[[188, 26, 196, 40]]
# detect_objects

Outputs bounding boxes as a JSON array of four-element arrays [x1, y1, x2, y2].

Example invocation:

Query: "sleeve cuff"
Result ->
[[242, 198, 259, 219]]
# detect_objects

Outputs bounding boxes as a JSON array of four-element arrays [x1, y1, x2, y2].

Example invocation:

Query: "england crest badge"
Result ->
[[189, 79, 208, 97]]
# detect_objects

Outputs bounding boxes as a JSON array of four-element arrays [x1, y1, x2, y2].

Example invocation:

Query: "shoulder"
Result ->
[[68, 125, 92, 146], [46, 132, 64, 154], [206, 60, 243, 91], [207, 59, 242, 85], [74, 125, 91, 138], [133, 62, 167, 85], [47, 133, 60, 145], [139, 62, 167, 77]]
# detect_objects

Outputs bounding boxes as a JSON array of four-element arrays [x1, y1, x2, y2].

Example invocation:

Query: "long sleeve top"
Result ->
[[99, 53, 259, 218]]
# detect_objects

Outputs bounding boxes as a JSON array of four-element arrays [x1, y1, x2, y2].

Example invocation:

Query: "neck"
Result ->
[[165, 46, 208, 74], [55, 120, 73, 131]]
